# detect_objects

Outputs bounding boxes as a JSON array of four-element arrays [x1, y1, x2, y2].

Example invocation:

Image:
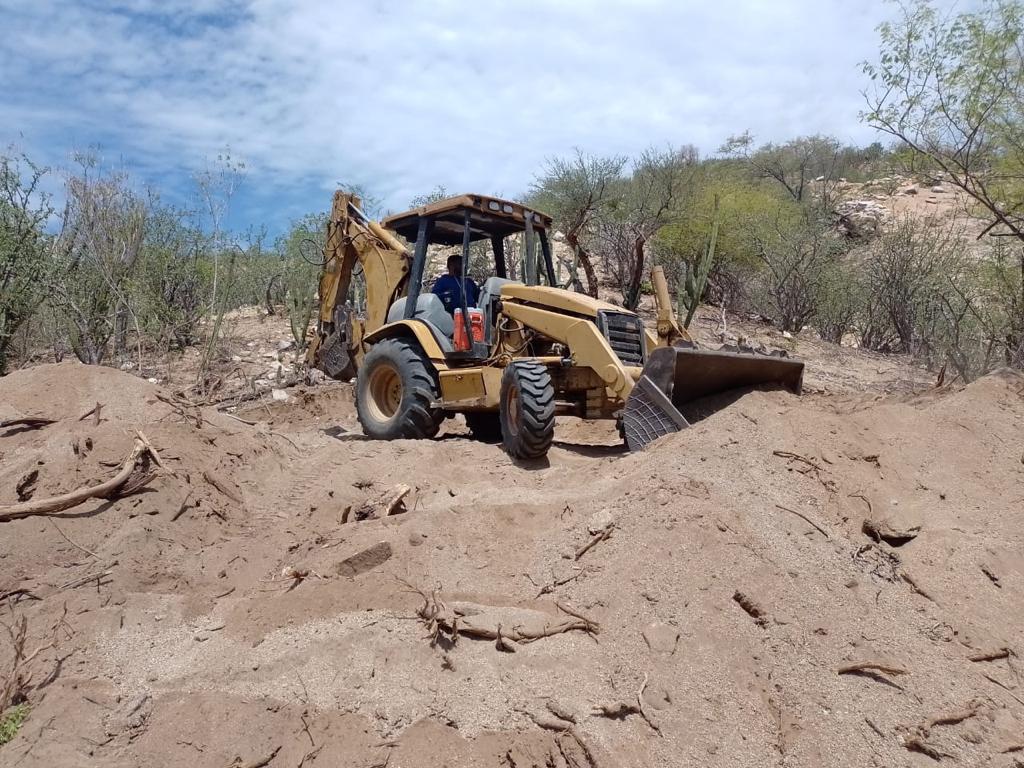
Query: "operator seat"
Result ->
[[386, 294, 454, 351]]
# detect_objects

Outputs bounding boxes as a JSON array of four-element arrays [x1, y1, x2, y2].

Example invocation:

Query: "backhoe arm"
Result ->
[[308, 191, 411, 379]]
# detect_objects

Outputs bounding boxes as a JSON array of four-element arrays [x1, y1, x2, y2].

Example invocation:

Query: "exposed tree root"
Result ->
[[0, 434, 162, 522]]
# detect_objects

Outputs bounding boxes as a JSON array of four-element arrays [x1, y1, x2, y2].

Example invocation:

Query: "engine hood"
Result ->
[[499, 284, 631, 318]]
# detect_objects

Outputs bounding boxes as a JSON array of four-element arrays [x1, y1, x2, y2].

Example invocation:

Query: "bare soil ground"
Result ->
[[2, 313, 1022, 768]]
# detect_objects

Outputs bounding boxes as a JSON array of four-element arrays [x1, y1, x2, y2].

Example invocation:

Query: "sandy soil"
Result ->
[[1, 330, 1022, 768]]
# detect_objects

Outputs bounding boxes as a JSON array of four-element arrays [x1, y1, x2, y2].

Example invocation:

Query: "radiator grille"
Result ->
[[597, 310, 644, 365]]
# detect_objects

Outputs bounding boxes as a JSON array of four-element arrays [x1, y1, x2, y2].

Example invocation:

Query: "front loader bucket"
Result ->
[[622, 345, 804, 451]]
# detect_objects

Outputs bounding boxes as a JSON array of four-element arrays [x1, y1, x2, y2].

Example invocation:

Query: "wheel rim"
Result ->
[[505, 384, 520, 438], [367, 364, 402, 421]]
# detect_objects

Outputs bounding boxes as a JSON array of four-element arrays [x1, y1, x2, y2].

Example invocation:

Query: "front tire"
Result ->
[[356, 338, 443, 439], [499, 361, 555, 459]]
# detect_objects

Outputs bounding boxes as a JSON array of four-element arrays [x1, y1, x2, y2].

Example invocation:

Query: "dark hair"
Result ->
[[446, 253, 462, 269]]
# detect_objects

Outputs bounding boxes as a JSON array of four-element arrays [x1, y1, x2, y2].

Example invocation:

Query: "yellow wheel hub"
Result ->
[[367, 364, 402, 421]]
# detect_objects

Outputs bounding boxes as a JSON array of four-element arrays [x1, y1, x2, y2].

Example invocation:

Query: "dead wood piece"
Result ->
[[59, 561, 118, 590], [775, 504, 830, 538], [0, 437, 160, 522], [772, 450, 837, 492], [202, 470, 242, 504], [1001, 743, 1024, 753], [591, 701, 639, 719], [733, 591, 768, 625], [227, 745, 281, 768], [574, 523, 614, 560], [156, 392, 204, 429], [927, 703, 980, 728], [636, 673, 661, 735], [48, 518, 98, 558], [903, 736, 944, 761], [78, 402, 103, 424], [553, 601, 600, 634], [969, 647, 1011, 662], [545, 700, 577, 724], [16, 470, 39, 502], [980, 564, 1002, 588], [0, 416, 56, 436], [172, 490, 194, 522], [838, 661, 908, 677], [350, 484, 411, 522]]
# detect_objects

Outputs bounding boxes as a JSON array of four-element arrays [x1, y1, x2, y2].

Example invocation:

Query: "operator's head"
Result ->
[[446, 253, 463, 276]]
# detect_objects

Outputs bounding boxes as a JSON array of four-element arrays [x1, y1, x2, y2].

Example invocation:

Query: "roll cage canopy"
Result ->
[[383, 194, 557, 344]]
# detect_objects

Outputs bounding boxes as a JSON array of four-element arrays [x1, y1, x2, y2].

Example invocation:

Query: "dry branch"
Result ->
[[838, 661, 908, 677], [227, 745, 281, 768], [636, 673, 662, 735], [0, 416, 55, 435], [0, 437, 160, 522], [575, 523, 614, 560], [775, 504, 830, 538], [350, 484, 411, 522], [202, 470, 242, 504]]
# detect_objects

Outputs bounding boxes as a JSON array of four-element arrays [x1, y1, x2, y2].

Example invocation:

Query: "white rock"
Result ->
[[931, 185, 944, 193], [306, 368, 327, 386], [782, 330, 793, 339], [271, 388, 290, 402], [262, 351, 277, 359], [277, 339, 294, 352], [253, 378, 271, 390], [147, 377, 159, 384], [230, 355, 242, 363]]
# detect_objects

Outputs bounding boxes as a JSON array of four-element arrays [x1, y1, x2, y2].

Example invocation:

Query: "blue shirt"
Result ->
[[432, 274, 480, 315]]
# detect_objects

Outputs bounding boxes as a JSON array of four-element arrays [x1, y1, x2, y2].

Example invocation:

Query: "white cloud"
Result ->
[[0, 0, 934, 224]]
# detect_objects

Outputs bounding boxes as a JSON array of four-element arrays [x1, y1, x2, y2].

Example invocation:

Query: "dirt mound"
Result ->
[[1, 363, 1022, 767]]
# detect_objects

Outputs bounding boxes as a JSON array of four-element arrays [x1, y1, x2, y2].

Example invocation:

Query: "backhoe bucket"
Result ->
[[622, 345, 804, 451]]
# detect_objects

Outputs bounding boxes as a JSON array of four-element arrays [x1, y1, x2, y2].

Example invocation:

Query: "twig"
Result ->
[[227, 745, 281, 768], [0, 438, 159, 522], [59, 561, 118, 591], [172, 490, 194, 522], [203, 470, 242, 504], [901, 570, 937, 603], [636, 673, 662, 735], [982, 673, 1024, 707], [48, 518, 98, 559], [78, 402, 103, 424], [865, 717, 885, 738], [575, 523, 614, 560], [774, 504, 830, 538], [553, 600, 600, 634], [838, 661, 908, 676]]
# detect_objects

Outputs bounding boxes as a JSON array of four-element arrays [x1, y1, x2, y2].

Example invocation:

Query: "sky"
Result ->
[[0, 0, 922, 234]]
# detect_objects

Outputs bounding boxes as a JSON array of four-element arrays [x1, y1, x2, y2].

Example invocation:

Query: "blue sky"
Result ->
[[1, 0, 922, 234]]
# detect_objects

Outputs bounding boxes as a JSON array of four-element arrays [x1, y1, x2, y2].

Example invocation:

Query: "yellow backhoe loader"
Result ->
[[308, 190, 803, 458]]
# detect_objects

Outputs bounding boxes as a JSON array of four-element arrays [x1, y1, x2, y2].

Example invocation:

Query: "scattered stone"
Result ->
[[408, 531, 428, 547], [306, 368, 326, 386], [271, 388, 290, 402], [277, 339, 294, 351], [642, 622, 679, 654], [836, 199, 887, 237], [903, 186, 919, 195], [931, 185, 944, 193], [334, 541, 393, 578]]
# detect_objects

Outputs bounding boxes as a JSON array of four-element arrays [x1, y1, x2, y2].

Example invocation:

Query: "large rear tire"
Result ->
[[356, 338, 443, 440], [499, 361, 555, 459]]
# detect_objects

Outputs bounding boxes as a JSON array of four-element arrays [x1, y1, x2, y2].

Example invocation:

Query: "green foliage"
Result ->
[[677, 195, 719, 329], [0, 703, 29, 746], [0, 153, 53, 374], [863, 0, 1024, 240], [277, 212, 327, 351]]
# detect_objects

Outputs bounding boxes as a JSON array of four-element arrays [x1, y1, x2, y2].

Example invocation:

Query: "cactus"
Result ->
[[679, 195, 720, 329]]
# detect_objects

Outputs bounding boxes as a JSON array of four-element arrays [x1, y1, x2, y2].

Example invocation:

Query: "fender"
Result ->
[[363, 320, 450, 368]]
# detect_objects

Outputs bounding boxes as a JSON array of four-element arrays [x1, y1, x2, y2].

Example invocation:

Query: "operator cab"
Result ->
[[381, 194, 555, 361]]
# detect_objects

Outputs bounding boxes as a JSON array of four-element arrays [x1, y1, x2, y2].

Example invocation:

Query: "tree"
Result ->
[[530, 150, 627, 298], [409, 185, 449, 208], [0, 153, 52, 374], [751, 207, 849, 333], [722, 133, 845, 207], [50, 154, 147, 365], [593, 146, 699, 309]]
